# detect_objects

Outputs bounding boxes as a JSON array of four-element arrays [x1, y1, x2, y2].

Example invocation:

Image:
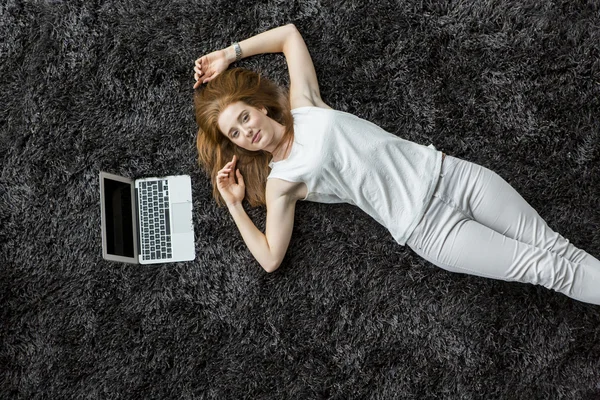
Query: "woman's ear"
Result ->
[[260, 106, 268, 115]]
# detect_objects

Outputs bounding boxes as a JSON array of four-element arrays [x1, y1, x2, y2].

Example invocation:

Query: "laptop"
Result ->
[[99, 171, 195, 264]]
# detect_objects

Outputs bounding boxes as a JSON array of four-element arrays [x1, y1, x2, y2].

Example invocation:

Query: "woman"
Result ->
[[193, 24, 599, 305]]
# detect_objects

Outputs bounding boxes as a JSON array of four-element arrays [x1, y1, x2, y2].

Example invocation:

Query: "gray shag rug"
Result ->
[[2, 0, 600, 398]]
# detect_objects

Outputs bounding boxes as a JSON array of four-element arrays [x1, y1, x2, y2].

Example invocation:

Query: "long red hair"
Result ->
[[194, 68, 294, 207]]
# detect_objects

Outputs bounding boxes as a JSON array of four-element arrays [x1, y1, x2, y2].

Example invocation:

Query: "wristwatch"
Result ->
[[233, 42, 242, 62]]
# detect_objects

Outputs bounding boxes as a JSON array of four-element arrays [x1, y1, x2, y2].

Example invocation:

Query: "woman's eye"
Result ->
[[243, 114, 249, 122], [232, 131, 239, 138]]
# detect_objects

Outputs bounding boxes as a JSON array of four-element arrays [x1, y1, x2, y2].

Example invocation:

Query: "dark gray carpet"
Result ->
[[2, 0, 600, 398]]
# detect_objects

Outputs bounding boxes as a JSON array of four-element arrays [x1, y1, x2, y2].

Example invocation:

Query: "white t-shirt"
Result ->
[[268, 106, 443, 245]]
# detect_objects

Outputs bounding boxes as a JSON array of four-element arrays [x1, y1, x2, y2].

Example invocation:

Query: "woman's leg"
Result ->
[[407, 156, 600, 305], [409, 212, 600, 305], [441, 156, 600, 270]]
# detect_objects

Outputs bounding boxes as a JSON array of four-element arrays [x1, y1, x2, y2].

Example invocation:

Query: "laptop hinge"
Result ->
[[134, 187, 141, 257]]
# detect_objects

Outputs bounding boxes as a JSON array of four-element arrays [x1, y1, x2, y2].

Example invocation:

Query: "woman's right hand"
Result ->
[[193, 49, 231, 88], [216, 155, 245, 207]]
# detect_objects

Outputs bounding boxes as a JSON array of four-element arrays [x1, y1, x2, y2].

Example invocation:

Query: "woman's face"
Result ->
[[217, 101, 275, 152]]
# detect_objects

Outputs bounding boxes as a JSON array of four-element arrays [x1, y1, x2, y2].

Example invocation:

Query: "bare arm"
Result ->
[[194, 24, 330, 109], [217, 156, 297, 273], [227, 181, 297, 273]]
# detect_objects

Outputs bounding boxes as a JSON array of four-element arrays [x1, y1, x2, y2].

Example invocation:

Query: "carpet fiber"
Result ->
[[2, 0, 600, 398]]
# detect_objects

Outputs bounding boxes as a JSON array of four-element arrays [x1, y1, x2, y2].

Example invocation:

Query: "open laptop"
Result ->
[[100, 171, 195, 264]]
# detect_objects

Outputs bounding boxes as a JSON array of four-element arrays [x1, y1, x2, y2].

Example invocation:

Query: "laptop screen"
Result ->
[[103, 177, 135, 258]]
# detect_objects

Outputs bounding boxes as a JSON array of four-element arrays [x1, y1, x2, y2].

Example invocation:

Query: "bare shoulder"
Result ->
[[266, 178, 308, 202]]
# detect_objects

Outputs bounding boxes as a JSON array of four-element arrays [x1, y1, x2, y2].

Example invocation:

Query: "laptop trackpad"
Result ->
[[171, 203, 193, 234]]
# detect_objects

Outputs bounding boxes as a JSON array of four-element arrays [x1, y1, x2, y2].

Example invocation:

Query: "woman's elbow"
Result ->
[[284, 23, 300, 38], [262, 258, 282, 273]]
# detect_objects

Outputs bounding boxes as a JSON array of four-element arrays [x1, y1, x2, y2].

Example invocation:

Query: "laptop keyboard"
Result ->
[[139, 179, 172, 261]]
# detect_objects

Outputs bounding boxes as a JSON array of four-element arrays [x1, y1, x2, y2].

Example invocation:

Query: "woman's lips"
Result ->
[[252, 130, 261, 143]]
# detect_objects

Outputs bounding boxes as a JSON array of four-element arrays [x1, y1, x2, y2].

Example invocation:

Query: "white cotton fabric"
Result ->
[[267, 106, 443, 245]]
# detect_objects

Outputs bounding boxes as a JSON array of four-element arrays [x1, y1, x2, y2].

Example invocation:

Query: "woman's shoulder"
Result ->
[[290, 104, 334, 126], [266, 177, 308, 202]]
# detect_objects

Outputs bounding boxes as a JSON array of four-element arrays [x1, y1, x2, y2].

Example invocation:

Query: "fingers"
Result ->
[[217, 167, 231, 177], [218, 168, 231, 177], [217, 171, 233, 192], [193, 54, 219, 86], [202, 72, 211, 84], [226, 154, 237, 167], [193, 57, 205, 88], [203, 71, 219, 84], [193, 70, 215, 87], [216, 155, 238, 180]]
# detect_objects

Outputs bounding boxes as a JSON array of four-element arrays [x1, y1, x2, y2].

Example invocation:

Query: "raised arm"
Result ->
[[194, 24, 330, 109]]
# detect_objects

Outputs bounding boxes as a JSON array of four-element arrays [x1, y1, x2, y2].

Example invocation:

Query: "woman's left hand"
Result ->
[[216, 155, 245, 207]]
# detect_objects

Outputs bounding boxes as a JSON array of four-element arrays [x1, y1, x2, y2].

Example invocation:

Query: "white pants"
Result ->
[[406, 155, 600, 305]]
